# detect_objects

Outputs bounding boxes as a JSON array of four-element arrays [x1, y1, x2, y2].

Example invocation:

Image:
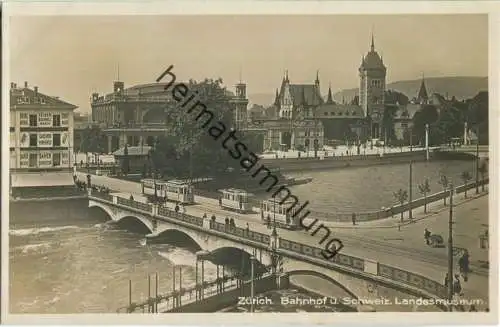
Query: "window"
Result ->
[[52, 153, 61, 167], [53, 133, 61, 146], [29, 134, 37, 147], [53, 114, 61, 127], [29, 114, 37, 127], [40, 98, 46, 104], [29, 153, 37, 167]]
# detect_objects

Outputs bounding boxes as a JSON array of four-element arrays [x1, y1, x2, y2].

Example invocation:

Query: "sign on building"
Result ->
[[38, 151, 52, 167], [38, 112, 52, 127], [38, 133, 53, 147]]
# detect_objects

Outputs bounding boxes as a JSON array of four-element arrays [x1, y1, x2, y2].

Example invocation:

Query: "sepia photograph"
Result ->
[[2, 2, 497, 325]]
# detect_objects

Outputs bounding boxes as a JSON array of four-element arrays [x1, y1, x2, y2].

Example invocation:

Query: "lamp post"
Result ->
[[409, 127, 413, 221], [475, 126, 480, 194], [447, 183, 454, 311]]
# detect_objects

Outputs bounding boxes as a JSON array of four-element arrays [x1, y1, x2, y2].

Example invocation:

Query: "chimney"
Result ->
[[34, 86, 38, 94], [24, 81, 28, 88], [10, 82, 14, 89], [13, 83, 17, 88]]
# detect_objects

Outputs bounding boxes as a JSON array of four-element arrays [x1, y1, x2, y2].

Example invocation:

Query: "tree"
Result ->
[[460, 171, 472, 198], [438, 174, 450, 206], [418, 179, 431, 213], [412, 105, 439, 145], [393, 189, 408, 222], [151, 78, 242, 180]]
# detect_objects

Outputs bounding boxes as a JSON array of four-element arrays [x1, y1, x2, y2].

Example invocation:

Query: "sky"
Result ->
[[9, 14, 488, 113]]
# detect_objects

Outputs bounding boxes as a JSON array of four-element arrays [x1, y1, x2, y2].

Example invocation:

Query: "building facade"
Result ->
[[10, 82, 77, 172], [91, 80, 248, 153], [254, 35, 444, 149]]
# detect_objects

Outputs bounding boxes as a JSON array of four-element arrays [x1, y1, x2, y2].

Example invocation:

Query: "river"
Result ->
[[9, 160, 473, 313]]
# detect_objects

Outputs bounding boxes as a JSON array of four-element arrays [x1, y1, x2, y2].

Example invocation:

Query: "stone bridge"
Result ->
[[89, 190, 449, 307]]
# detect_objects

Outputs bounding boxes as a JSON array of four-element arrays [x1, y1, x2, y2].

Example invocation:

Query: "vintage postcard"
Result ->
[[2, 1, 498, 325]]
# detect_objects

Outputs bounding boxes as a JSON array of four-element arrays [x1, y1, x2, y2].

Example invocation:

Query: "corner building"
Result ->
[[9, 82, 77, 195]]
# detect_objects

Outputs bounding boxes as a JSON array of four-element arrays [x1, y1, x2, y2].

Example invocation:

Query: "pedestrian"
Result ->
[[453, 275, 462, 295], [246, 222, 250, 234], [267, 215, 271, 229], [175, 204, 179, 213], [351, 213, 356, 226], [424, 228, 431, 245], [444, 273, 449, 287], [225, 217, 229, 225], [129, 194, 134, 201], [219, 197, 222, 206], [460, 251, 470, 282]]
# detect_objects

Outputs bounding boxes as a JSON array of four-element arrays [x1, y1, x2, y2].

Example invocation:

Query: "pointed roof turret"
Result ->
[[371, 32, 375, 52], [274, 88, 280, 106], [285, 70, 289, 83], [315, 70, 320, 85], [326, 83, 334, 104], [418, 73, 429, 102]]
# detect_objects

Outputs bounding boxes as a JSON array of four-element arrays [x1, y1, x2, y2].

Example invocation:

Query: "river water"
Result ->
[[9, 160, 474, 313]]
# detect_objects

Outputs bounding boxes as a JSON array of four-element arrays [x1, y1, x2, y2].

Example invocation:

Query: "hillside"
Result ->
[[247, 76, 488, 106], [333, 76, 488, 103]]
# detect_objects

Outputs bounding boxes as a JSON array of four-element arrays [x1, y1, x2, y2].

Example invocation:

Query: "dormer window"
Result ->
[[40, 98, 46, 104]]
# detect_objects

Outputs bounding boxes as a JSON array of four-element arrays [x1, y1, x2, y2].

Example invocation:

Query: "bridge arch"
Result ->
[[153, 228, 203, 251], [115, 215, 154, 233], [89, 201, 117, 221], [287, 270, 359, 299]]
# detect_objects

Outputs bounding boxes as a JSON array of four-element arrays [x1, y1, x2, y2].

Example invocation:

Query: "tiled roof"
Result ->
[[10, 86, 77, 110], [288, 84, 324, 106], [394, 104, 421, 120], [113, 146, 152, 157], [317, 104, 364, 118], [360, 50, 386, 70]]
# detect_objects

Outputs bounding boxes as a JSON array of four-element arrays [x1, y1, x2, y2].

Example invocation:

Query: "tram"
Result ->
[[165, 180, 195, 204], [260, 197, 302, 230], [141, 178, 168, 198], [218, 188, 253, 213], [140, 179, 195, 205]]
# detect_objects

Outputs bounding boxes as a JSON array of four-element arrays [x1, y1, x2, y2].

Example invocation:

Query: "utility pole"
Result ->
[[425, 123, 429, 161], [409, 128, 413, 220], [447, 184, 454, 311], [250, 255, 255, 313], [475, 126, 480, 194]]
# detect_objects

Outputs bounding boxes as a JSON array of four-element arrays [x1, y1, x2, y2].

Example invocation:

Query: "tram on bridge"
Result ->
[[260, 197, 301, 230], [218, 188, 253, 213], [140, 179, 195, 204]]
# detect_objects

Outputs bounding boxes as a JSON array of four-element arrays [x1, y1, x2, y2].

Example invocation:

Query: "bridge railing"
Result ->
[[377, 263, 448, 298], [90, 191, 114, 203], [157, 206, 204, 227], [117, 197, 153, 213], [279, 238, 365, 271], [209, 221, 271, 245], [91, 194, 454, 301]]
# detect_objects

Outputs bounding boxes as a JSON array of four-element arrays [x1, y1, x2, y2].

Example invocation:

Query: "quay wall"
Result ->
[[310, 178, 489, 223], [259, 150, 438, 173], [166, 275, 279, 313]]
